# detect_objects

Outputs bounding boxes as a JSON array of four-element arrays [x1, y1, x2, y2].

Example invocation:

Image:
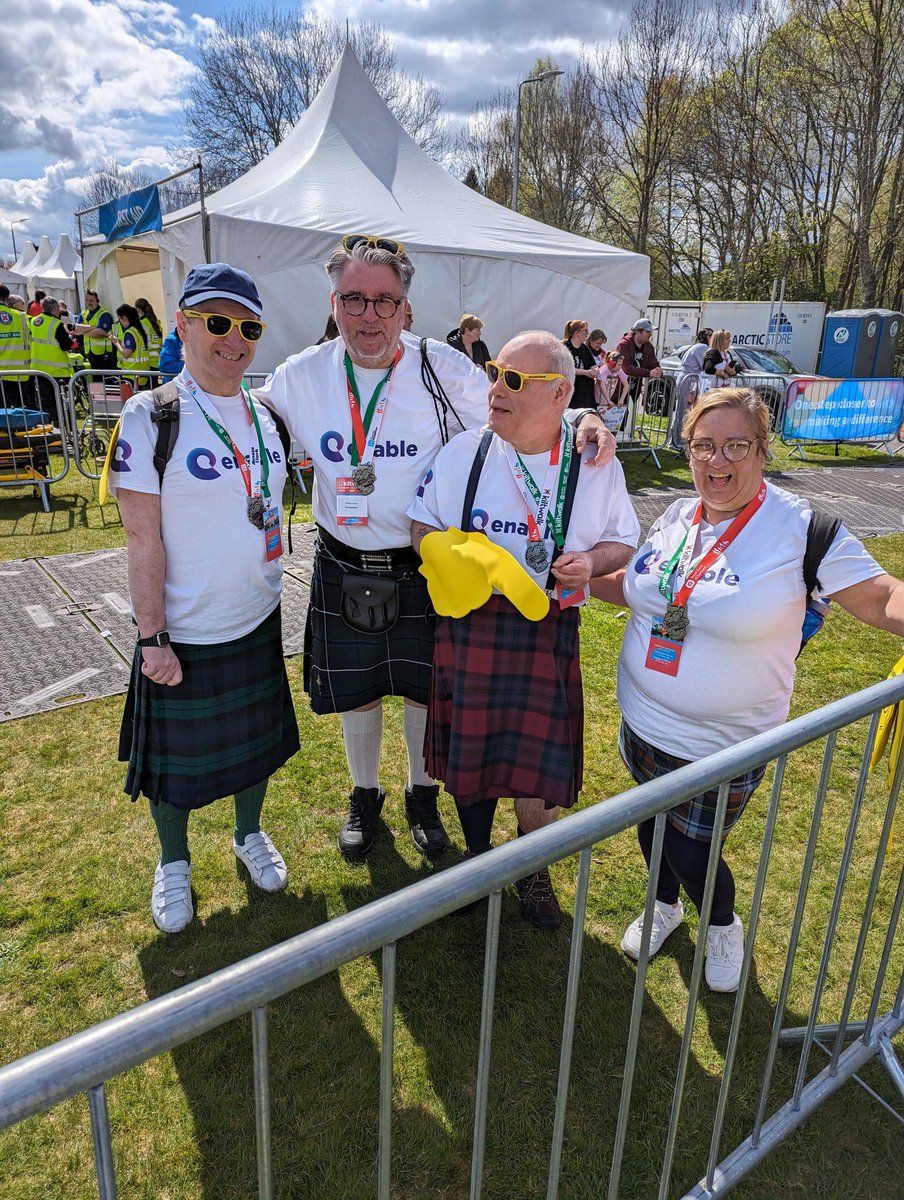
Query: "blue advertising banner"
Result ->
[[97, 183, 162, 242], [782, 378, 904, 442]]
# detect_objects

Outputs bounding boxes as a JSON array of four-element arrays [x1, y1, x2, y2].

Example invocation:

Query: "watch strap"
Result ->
[[137, 630, 170, 647]]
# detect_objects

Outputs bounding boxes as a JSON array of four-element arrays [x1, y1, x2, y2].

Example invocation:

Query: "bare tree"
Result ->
[[181, 11, 448, 185]]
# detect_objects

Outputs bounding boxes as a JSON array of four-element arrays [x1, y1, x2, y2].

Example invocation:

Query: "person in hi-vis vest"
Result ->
[[0, 283, 31, 407], [79, 288, 116, 371]]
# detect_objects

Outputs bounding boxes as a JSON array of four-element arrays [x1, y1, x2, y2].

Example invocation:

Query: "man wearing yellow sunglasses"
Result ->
[[257, 236, 616, 866], [408, 330, 639, 927], [107, 262, 299, 934]]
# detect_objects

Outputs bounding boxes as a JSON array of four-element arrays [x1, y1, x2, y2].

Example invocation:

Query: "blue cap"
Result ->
[[179, 262, 263, 317]]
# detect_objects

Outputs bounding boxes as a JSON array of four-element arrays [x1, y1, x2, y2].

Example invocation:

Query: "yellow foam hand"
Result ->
[[869, 653, 904, 776], [419, 528, 549, 622], [97, 418, 121, 506]]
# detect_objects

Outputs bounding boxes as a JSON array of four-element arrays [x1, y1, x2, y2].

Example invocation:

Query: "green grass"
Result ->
[[1, 461, 903, 1198]]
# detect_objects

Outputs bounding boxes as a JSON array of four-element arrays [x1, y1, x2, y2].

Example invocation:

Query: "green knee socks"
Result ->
[[234, 781, 268, 846], [150, 780, 268, 860], [150, 799, 191, 865]]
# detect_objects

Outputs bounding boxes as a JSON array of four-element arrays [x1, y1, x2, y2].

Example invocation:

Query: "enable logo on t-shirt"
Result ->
[[186, 444, 282, 481], [634, 548, 740, 587], [320, 430, 419, 462]]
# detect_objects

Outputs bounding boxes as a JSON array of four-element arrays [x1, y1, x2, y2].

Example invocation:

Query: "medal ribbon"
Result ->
[[657, 480, 767, 604], [180, 373, 270, 502], [505, 420, 572, 549], [343, 347, 402, 468]]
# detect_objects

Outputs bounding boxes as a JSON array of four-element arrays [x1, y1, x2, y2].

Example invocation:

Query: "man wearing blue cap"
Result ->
[[108, 262, 300, 934]]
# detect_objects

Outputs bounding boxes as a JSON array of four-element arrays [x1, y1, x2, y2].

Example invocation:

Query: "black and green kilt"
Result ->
[[304, 540, 437, 714], [426, 595, 583, 810], [119, 605, 300, 809]]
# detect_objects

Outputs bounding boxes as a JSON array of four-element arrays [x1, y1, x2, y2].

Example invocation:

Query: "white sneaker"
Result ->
[[151, 860, 193, 934], [621, 898, 684, 960], [233, 831, 288, 893], [705, 913, 745, 992]]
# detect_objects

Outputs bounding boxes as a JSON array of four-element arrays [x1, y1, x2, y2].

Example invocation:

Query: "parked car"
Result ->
[[655, 344, 824, 428]]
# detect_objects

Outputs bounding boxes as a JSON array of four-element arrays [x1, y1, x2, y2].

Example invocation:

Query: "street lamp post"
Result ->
[[512, 69, 564, 213], [10, 217, 28, 261]]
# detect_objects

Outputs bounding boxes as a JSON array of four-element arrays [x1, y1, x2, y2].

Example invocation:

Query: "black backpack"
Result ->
[[799, 509, 841, 655]]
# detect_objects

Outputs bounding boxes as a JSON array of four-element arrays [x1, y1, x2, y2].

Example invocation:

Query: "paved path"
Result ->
[[2, 463, 902, 721]]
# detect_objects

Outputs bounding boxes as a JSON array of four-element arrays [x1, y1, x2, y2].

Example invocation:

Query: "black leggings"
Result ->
[[456, 798, 499, 854], [637, 817, 735, 927]]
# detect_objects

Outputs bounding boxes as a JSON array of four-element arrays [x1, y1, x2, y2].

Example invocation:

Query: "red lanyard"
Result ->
[[671, 481, 767, 606]]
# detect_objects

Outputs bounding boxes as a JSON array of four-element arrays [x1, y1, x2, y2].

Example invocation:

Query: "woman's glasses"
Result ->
[[687, 438, 757, 462], [182, 309, 267, 341], [486, 361, 567, 392], [342, 234, 405, 256]]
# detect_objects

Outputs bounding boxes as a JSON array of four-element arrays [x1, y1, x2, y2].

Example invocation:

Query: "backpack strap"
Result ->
[[420, 336, 467, 446], [149, 380, 180, 486], [803, 509, 841, 601], [461, 429, 493, 529]]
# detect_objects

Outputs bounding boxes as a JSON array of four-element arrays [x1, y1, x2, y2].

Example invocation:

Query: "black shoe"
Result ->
[[515, 868, 562, 930], [404, 784, 450, 857], [338, 787, 385, 860]]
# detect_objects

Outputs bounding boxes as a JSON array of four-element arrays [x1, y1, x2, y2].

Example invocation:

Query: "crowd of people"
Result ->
[[96, 242, 904, 1003]]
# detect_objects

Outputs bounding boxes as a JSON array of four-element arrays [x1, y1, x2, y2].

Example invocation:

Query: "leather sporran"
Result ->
[[339, 572, 400, 634]]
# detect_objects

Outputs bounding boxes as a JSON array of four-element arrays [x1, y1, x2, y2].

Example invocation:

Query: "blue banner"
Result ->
[[782, 378, 904, 442], [97, 183, 162, 242]]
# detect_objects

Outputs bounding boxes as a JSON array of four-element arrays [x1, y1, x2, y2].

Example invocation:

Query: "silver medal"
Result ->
[[247, 494, 266, 529], [352, 462, 377, 495], [525, 540, 550, 572], [663, 601, 689, 642]]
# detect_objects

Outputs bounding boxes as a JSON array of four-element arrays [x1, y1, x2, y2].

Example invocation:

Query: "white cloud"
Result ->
[[0, 0, 200, 245]]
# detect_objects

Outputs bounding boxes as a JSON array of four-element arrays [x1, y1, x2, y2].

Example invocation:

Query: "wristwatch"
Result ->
[[137, 630, 170, 647]]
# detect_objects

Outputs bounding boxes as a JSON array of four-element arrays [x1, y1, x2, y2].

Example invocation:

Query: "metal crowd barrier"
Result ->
[[0, 370, 72, 511], [614, 372, 792, 468], [1, 674, 902, 1198]]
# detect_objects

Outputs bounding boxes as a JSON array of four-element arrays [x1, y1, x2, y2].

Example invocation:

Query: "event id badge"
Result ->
[[263, 507, 283, 561], [336, 477, 369, 526], [645, 616, 683, 676], [556, 581, 589, 610]]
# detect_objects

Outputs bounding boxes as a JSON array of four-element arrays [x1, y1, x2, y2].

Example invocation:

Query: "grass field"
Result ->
[[0, 451, 902, 1199]]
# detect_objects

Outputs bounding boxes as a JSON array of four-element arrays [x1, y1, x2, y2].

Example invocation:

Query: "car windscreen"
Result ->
[[739, 347, 801, 374]]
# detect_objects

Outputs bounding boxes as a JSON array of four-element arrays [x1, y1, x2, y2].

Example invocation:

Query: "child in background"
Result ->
[[597, 351, 630, 430]]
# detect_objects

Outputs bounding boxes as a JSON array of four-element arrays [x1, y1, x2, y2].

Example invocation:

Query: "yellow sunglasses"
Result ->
[[182, 309, 267, 341], [342, 234, 406, 256], [486, 361, 567, 392]]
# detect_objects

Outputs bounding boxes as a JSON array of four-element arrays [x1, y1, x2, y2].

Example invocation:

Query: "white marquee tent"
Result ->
[[9, 241, 40, 278], [16, 236, 55, 282], [84, 46, 650, 372]]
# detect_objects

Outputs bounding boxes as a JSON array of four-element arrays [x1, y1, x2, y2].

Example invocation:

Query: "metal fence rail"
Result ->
[[1, 679, 902, 1198], [0, 370, 72, 510]]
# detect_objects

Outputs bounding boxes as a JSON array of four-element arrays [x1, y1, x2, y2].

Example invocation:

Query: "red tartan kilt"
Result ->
[[426, 595, 583, 809]]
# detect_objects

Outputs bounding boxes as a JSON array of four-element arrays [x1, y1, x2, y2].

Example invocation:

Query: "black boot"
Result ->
[[404, 784, 450, 857], [338, 787, 385, 860], [515, 868, 562, 930]]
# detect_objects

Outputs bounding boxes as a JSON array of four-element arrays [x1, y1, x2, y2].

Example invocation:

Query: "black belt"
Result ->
[[316, 525, 420, 571]]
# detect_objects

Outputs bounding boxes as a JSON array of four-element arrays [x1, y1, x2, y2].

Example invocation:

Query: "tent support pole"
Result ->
[[198, 162, 211, 264]]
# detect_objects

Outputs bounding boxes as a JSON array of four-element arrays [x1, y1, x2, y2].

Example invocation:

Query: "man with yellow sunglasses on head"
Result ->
[[257, 235, 616, 868]]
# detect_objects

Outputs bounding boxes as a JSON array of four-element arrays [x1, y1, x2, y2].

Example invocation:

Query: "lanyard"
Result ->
[[343, 348, 402, 467], [505, 420, 572, 549], [657, 480, 767, 604], [180, 373, 270, 502]]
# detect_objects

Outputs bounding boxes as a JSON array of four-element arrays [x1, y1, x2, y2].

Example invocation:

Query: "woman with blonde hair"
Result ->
[[700, 329, 738, 394], [446, 313, 491, 370], [592, 386, 904, 992]]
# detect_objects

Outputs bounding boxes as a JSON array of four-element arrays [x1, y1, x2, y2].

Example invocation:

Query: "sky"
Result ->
[[2, 0, 621, 262]]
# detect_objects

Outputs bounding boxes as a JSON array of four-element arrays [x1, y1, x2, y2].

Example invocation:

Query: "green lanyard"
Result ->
[[514, 422, 573, 549], [343, 352, 396, 467], [184, 376, 271, 503]]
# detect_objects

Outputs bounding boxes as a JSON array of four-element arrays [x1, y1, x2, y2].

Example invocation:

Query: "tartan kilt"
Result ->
[[303, 546, 436, 714], [619, 719, 766, 842], [119, 605, 300, 809], [426, 595, 583, 809]]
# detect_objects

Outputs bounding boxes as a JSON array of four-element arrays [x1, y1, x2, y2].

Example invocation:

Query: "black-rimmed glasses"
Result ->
[[336, 293, 405, 319]]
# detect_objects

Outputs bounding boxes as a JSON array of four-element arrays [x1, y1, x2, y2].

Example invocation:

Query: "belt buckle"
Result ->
[[361, 551, 393, 570]]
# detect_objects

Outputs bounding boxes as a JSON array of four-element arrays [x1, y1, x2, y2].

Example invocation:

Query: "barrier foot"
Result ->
[[875, 1032, 904, 1104]]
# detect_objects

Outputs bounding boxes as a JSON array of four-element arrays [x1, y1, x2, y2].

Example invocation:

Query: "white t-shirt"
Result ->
[[407, 426, 640, 598], [256, 332, 488, 550], [108, 373, 287, 643], [619, 483, 885, 759]]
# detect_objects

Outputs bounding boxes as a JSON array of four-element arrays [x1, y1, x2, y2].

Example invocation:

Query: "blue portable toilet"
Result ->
[[871, 309, 903, 376], [819, 309, 881, 377]]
